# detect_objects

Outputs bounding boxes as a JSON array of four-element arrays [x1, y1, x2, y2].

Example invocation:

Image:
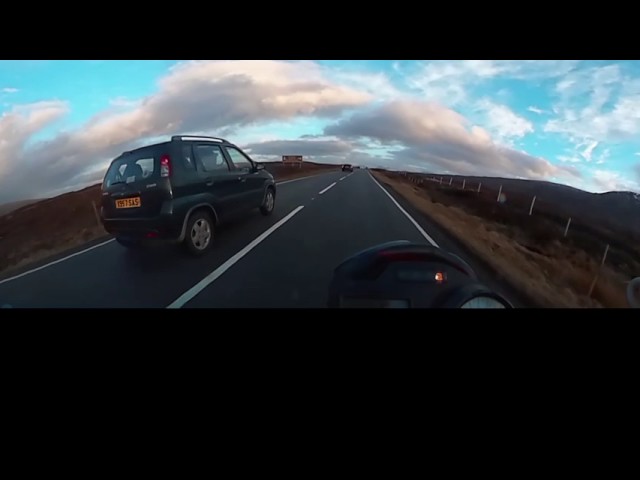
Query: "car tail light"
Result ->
[[160, 155, 171, 177]]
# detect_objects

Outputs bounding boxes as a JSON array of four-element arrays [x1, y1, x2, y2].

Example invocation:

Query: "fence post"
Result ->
[[439, 177, 443, 185], [529, 195, 537, 216], [449, 178, 453, 186], [91, 201, 101, 228], [496, 185, 502, 202], [564, 217, 572, 237], [588, 244, 610, 297], [477, 182, 482, 193], [462, 179, 466, 190]]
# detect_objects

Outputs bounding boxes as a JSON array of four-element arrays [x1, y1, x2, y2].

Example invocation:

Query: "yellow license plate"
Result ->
[[115, 197, 141, 209]]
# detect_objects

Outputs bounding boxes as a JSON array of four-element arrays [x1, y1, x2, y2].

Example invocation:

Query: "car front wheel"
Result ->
[[260, 188, 275, 216]]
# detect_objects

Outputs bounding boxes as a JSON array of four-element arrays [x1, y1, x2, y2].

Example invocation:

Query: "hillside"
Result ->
[[0, 199, 42, 216], [414, 173, 640, 237]]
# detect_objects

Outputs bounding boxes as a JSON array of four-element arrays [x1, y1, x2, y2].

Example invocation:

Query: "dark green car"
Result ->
[[101, 135, 276, 255]]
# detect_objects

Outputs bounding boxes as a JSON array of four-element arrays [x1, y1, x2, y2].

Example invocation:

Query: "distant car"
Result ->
[[100, 135, 276, 256], [342, 164, 354, 172]]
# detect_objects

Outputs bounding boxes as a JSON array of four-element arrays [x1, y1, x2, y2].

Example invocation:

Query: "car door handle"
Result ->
[[238, 176, 246, 183], [205, 178, 214, 186]]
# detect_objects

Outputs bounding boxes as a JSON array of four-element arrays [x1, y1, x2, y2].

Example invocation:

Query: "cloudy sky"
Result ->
[[1, 59, 639, 203]]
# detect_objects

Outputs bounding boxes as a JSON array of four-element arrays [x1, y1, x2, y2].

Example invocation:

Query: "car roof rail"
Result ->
[[171, 135, 228, 143]]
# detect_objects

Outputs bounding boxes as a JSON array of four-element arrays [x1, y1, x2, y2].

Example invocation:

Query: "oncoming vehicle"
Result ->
[[100, 135, 276, 256], [342, 164, 354, 172]]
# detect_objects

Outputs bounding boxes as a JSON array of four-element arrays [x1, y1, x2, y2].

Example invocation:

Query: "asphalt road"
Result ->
[[0, 170, 518, 308]]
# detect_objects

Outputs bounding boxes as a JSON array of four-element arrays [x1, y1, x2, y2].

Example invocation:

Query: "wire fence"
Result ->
[[395, 171, 639, 304]]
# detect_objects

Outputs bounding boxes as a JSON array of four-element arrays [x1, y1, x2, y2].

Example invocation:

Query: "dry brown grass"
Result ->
[[3, 226, 108, 275], [0, 185, 108, 276], [373, 171, 634, 308]]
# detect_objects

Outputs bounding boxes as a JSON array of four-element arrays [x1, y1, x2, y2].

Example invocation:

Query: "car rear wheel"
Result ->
[[260, 188, 275, 216], [184, 210, 214, 256]]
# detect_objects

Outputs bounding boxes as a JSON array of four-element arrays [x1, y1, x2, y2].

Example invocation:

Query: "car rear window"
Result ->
[[103, 147, 164, 187]]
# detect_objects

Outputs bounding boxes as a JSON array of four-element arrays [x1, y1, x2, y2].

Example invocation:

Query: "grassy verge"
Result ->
[[373, 171, 636, 308]]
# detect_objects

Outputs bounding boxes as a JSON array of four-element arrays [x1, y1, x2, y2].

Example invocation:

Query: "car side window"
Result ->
[[182, 145, 196, 171], [194, 144, 229, 173], [225, 147, 253, 173]]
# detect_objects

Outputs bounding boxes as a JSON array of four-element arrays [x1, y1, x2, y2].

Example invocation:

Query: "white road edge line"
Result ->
[[0, 238, 116, 286], [166, 205, 305, 309], [339, 176, 346, 181], [319, 182, 337, 195], [368, 172, 439, 247], [0, 172, 338, 285]]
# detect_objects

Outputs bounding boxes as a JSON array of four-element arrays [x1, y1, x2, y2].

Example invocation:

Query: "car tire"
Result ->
[[184, 210, 214, 256], [116, 237, 142, 249], [260, 187, 275, 216]]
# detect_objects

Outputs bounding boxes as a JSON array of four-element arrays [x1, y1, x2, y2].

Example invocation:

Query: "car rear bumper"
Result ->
[[102, 214, 182, 242]]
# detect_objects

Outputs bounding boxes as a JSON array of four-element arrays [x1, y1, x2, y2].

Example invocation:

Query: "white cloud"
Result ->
[[0, 60, 372, 202], [324, 99, 579, 181], [475, 99, 534, 144], [592, 169, 640, 192], [328, 70, 403, 101], [1, 87, 19, 94], [548, 96, 640, 143], [544, 64, 640, 144], [406, 60, 581, 106], [501, 60, 582, 80], [581, 140, 599, 161], [405, 60, 517, 105], [4, 60, 636, 202], [558, 142, 610, 166], [0, 101, 69, 177], [595, 148, 610, 165], [558, 155, 581, 163], [244, 139, 357, 157]]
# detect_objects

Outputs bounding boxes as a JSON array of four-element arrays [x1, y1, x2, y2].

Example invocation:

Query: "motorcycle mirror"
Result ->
[[628, 277, 640, 308]]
